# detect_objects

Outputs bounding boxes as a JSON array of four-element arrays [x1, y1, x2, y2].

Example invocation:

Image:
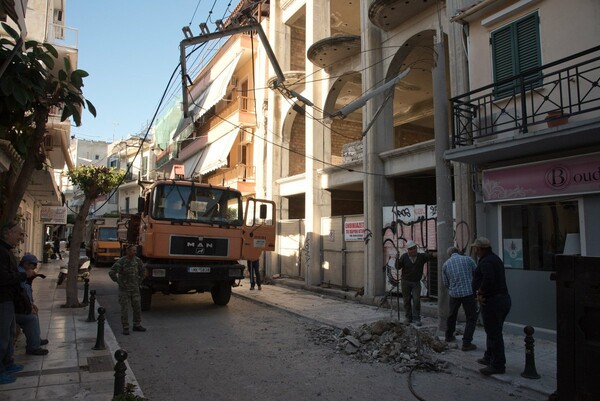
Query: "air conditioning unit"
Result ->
[[240, 131, 253, 144], [229, 76, 238, 88]]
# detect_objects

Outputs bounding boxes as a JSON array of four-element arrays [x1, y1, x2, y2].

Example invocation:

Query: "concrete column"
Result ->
[[361, 2, 391, 298], [433, 31, 453, 333], [447, 0, 476, 247], [266, 0, 286, 277], [304, 0, 331, 286]]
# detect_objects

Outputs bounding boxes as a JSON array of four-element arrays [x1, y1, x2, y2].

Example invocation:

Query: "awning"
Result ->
[[194, 129, 239, 176], [183, 151, 203, 178], [188, 53, 242, 122]]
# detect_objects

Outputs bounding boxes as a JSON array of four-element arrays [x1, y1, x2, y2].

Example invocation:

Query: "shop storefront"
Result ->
[[478, 152, 600, 333]]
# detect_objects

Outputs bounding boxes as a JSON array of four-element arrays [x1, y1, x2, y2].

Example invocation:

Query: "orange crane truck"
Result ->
[[118, 178, 276, 310]]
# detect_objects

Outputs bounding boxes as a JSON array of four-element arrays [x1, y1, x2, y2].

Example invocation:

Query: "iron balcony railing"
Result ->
[[451, 45, 600, 147]]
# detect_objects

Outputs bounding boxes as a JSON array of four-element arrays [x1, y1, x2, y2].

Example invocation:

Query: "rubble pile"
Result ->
[[308, 320, 449, 373]]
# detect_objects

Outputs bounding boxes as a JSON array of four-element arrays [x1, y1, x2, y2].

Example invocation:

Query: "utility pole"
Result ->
[[179, 21, 285, 118], [433, 28, 453, 334]]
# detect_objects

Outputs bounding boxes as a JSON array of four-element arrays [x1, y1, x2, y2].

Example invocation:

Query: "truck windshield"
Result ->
[[151, 184, 243, 226], [98, 227, 118, 241]]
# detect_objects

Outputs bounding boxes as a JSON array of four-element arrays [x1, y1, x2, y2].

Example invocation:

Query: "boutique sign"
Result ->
[[482, 153, 600, 202]]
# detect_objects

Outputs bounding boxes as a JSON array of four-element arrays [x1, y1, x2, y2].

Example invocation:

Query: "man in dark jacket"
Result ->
[[397, 240, 435, 326], [471, 237, 512, 376], [0, 220, 36, 384]]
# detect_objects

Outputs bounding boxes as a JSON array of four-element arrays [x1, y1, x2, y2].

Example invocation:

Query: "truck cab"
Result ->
[[86, 218, 121, 266]]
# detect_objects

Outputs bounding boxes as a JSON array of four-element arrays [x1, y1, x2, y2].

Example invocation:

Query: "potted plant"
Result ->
[[546, 109, 569, 128]]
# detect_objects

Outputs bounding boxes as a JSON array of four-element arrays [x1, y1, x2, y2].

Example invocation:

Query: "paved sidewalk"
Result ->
[[234, 278, 557, 399], [0, 257, 142, 401]]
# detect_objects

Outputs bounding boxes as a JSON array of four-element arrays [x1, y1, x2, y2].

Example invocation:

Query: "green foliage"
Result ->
[[66, 165, 125, 200], [112, 383, 147, 401], [0, 22, 96, 152]]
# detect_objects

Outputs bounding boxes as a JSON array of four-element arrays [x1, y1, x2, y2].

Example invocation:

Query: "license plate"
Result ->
[[153, 269, 166, 277], [188, 267, 210, 273]]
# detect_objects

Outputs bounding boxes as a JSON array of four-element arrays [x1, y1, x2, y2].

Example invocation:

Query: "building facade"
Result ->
[[446, 0, 600, 332]]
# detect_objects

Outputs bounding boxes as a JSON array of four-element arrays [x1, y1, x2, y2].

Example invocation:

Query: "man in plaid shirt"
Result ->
[[442, 246, 478, 351]]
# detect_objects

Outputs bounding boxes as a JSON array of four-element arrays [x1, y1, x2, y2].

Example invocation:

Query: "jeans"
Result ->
[[0, 301, 16, 372], [247, 260, 261, 288], [401, 280, 421, 322], [481, 293, 512, 369], [446, 294, 478, 344], [15, 313, 42, 352]]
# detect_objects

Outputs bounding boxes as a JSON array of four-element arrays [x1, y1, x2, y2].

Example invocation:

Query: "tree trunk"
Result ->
[[64, 196, 93, 307], [1, 111, 48, 223]]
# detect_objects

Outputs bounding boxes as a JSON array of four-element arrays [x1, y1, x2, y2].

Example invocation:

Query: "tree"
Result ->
[[0, 22, 96, 223], [64, 165, 125, 307]]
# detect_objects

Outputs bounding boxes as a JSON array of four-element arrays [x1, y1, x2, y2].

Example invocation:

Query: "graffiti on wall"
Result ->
[[381, 203, 437, 297]]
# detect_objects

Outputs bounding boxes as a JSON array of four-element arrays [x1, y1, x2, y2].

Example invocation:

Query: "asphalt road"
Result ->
[[88, 266, 545, 401]]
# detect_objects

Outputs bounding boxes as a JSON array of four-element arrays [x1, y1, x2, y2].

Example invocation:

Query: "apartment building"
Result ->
[[446, 0, 600, 331], [107, 135, 154, 216], [154, 2, 269, 199], [267, 0, 452, 301]]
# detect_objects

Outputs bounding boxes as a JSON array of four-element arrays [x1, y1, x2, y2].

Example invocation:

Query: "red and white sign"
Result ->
[[344, 220, 364, 242]]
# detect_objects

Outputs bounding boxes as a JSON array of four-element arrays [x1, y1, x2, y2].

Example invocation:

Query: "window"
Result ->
[[491, 12, 541, 97], [501, 200, 579, 271]]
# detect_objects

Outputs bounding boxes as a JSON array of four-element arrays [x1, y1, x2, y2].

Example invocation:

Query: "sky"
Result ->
[[68, 1, 232, 144]]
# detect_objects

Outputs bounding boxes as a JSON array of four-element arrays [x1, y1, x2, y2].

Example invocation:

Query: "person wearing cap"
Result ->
[[109, 244, 147, 335], [442, 246, 478, 351], [15, 254, 49, 356], [397, 240, 435, 326], [471, 237, 512, 376], [0, 220, 36, 384]]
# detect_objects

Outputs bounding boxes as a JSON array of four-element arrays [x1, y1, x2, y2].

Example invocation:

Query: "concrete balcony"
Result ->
[[307, 35, 361, 72], [368, 0, 432, 31], [207, 164, 256, 195]]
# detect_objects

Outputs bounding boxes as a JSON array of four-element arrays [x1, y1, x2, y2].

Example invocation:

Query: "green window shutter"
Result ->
[[491, 12, 541, 98], [516, 13, 541, 87], [492, 25, 517, 96]]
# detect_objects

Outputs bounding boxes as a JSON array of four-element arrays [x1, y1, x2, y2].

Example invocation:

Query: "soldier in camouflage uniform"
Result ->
[[109, 245, 146, 335]]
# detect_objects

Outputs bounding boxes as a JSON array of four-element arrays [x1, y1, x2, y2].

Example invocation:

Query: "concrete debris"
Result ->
[[308, 320, 449, 374]]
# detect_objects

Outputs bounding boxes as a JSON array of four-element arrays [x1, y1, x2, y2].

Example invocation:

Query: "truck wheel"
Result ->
[[211, 282, 232, 306], [140, 287, 152, 311]]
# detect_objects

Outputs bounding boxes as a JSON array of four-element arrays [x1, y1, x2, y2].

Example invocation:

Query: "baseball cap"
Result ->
[[471, 237, 491, 248], [405, 240, 417, 249], [21, 254, 39, 265]]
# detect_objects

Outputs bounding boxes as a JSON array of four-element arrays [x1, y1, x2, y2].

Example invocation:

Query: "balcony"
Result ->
[[196, 96, 256, 137], [47, 23, 78, 50], [369, 0, 433, 31], [307, 35, 361, 72], [448, 45, 600, 164], [206, 164, 256, 195]]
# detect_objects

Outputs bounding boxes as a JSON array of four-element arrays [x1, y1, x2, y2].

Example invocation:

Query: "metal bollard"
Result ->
[[521, 325, 541, 379], [113, 349, 128, 397], [82, 278, 90, 306], [92, 307, 106, 350], [86, 290, 96, 322]]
